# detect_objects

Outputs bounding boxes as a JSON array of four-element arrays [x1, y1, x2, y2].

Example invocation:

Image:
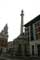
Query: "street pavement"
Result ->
[[0, 55, 40, 60]]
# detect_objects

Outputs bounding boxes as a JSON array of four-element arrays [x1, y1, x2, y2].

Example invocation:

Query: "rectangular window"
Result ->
[[35, 21, 40, 40]]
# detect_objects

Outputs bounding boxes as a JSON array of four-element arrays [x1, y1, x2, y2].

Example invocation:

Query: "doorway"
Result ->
[[37, 44, 40, 56], [32, 45, 34, 56]]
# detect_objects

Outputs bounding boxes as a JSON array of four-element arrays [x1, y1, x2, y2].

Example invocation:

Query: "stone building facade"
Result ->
[[8, 41, 13, 48], [0, 24, 8, 54], [13, 10, 30, 56], [0, 10, 40, 57], [13, 10, 40, 56], [24, 15, 40, 56]]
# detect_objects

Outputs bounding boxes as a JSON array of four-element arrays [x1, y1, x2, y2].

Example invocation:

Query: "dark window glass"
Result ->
[[30, 25, 34, 40], [35, 22, 40, 40], [37, 44, 40, 56]]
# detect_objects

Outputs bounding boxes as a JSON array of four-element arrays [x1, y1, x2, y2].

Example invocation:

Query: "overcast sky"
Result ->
[[0, 0, 40, 42]]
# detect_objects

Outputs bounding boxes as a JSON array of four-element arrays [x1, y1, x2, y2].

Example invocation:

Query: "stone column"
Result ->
[[20, 10, 24, 34], [28, 26, 31, 56], [29, 26, 31, 41], [33, 24, 36, 40]]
